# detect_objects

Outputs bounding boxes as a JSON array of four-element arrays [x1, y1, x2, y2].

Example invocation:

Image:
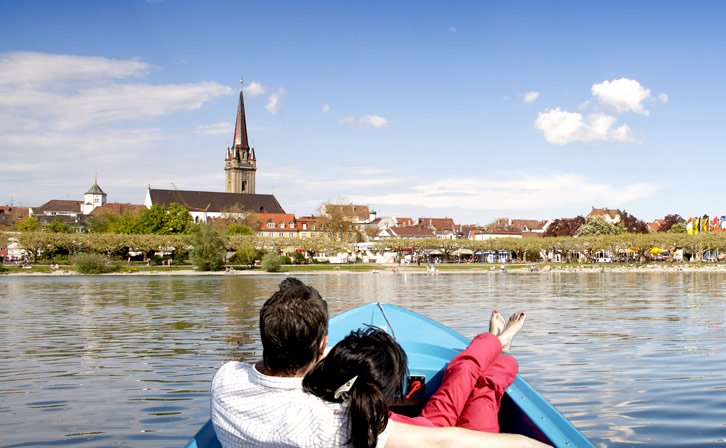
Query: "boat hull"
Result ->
[[186, 303, 593, 448]]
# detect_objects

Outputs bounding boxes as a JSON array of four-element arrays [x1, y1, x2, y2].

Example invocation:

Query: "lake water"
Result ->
[[1, 272, 725, 447]]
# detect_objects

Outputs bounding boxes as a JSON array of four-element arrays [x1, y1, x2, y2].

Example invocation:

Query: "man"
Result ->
[[211, 278, 549, 448]]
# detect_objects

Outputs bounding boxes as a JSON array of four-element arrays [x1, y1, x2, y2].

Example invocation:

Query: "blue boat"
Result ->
[[186, 303, 594, 448]]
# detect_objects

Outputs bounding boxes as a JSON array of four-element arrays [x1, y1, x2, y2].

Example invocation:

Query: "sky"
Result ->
[[2, 1, 726, 225]]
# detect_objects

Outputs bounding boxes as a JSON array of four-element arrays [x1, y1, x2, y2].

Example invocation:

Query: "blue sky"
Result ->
[[2, 1, 725, 224]]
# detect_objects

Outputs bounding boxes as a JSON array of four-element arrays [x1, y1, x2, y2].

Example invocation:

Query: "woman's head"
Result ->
[[303, 327, 408, 448]]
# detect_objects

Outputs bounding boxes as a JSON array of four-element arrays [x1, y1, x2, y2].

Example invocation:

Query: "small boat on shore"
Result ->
[[186, 303, 594, 448]]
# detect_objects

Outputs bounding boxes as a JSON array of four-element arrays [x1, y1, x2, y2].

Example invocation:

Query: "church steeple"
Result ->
[[225, 77, 257, 194], [233, 78, 250, 152]]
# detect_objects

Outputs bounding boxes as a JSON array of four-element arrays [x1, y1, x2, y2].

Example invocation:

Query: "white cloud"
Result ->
[[521, 91, 539, 103], [447, 26, 457, 32], [591, 78, 652, 115], [338, 114, 389, 128], [534, 108, 636, 145], [322, 104, 330, 114], [245, 81, 267, 97], [658, 93, 669, 103], [347, 172, 660, 212], [0, 51, 232, 130], [195, 122, 232, 135], [265, 87, 286, 114], [360, 115, 388, 128]]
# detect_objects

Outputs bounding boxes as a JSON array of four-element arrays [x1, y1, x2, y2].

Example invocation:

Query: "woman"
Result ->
[[303, 311, 527, 448]]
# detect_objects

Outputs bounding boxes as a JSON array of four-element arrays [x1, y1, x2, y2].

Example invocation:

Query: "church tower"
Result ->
[[225, 79, 257, 194], [82, 174, 107, 215]]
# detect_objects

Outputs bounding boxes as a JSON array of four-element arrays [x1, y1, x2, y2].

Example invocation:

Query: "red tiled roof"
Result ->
[[252, 213, 297, 230], [418, 217, 456, 231]]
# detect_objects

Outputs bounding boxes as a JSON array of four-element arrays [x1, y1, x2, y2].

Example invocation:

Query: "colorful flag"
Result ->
[[704, 216, 710, 233], [722, 216, 726, 233], [713, 216, 720, 232], [694, 217, 699, 235], [687, 217, 693, 235]]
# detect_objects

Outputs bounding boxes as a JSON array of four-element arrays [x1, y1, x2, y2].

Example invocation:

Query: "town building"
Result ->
[[144, 188, 284, 223], [251, 213, 299, 238], [587, 207, 624, 224], [82, 178, 107, 214], [224, 79, 256, 194]]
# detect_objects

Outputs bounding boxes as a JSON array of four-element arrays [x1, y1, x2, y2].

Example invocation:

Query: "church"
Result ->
[[145, 79, 285, 222]]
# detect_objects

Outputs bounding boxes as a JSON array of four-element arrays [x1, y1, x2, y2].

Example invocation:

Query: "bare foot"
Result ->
[[498, 312, 526, 353], [489, 310, 505, 336]]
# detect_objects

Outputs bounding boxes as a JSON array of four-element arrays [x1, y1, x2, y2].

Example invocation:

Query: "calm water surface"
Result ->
[[1, 273, 725, 447]]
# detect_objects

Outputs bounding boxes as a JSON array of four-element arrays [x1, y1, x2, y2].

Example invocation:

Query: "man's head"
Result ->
[[260, 278, 329, 375]]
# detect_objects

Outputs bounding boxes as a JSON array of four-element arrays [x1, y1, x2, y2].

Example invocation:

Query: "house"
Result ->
[[648, 219, 667, 232], [145, 188, 285, 223], [251, 213, 298, 238], [295, 216, 322, 238], [376, 225, 436, 239], [368, 216, 414, 231], [0, 205, 30, 230], [30, 200, 84, 225], [89, 203, 147, 217], [418, 217, 457, 239], [323, 204, 373, 224], [588, 207, 624, 225]]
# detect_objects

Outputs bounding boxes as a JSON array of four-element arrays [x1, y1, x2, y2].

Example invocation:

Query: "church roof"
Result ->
[[85, 182, 106, 195], [148, 189, 284, 214]]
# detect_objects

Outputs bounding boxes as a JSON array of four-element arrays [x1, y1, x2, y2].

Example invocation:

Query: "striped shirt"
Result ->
[[211, 361, 391, 448]]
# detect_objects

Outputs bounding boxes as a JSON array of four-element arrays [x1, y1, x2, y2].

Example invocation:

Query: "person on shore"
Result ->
[[303, 311, 525, 446], [210, 278, 548, 448]]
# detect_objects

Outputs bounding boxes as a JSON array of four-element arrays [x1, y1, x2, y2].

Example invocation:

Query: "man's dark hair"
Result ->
[[260, 278, 328, 375]]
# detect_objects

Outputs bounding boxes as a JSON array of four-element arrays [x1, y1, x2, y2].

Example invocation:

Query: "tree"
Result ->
[[234, 236, 259, 264], [261, 252, 282, 272], [620, 212, 649, 234], [139, 203, 192, 235], [316, 201, 363, 242], [188, 224, 225, 271], [226, 224, 253, 236], [668, 222, 687, 234], [659, 214, 686, 233], [17, 216, 39, 232], [544, 216, 585, 237], [577, 215, 622, 236], [46, 217, 72, 234]]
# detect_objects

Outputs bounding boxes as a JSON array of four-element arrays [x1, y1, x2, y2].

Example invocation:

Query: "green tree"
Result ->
[[139, 203, 192, 235], [226, 224, 253, 236], [668, 222, 687, 234], [17, 216, 39, 232], [46, 217, 72, 234], [261, 252, 282, 272], [578, 215, 622, 236], [234, 236, 259, 264], [188, 224, 225, 271]]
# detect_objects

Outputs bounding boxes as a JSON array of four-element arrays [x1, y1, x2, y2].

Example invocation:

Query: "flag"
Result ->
[[722, 216, 726, 233], [713, 216, 720, 232], [704, 216, 710, 233], [694, 217, 699, 235], [687, 217, 693, 235]]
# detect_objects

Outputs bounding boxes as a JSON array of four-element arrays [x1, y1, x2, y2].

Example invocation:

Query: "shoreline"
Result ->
[[5, 263, 726, 277]]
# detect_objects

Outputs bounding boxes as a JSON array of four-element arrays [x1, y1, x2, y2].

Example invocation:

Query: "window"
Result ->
[[302, 223, 307, 230], [267, 220, 275, 229], [289, 221, 294, 229], [280, 221, 285, 229]]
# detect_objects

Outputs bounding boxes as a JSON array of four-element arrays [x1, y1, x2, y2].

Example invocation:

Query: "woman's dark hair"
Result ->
[[303, 327, 408, 448]]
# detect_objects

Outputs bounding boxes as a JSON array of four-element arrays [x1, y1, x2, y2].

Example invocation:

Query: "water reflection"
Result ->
[[1, 273, 725, 447]]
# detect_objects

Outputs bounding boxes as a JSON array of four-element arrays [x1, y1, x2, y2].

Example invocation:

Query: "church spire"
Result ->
[[233, 77, 250, 152]]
